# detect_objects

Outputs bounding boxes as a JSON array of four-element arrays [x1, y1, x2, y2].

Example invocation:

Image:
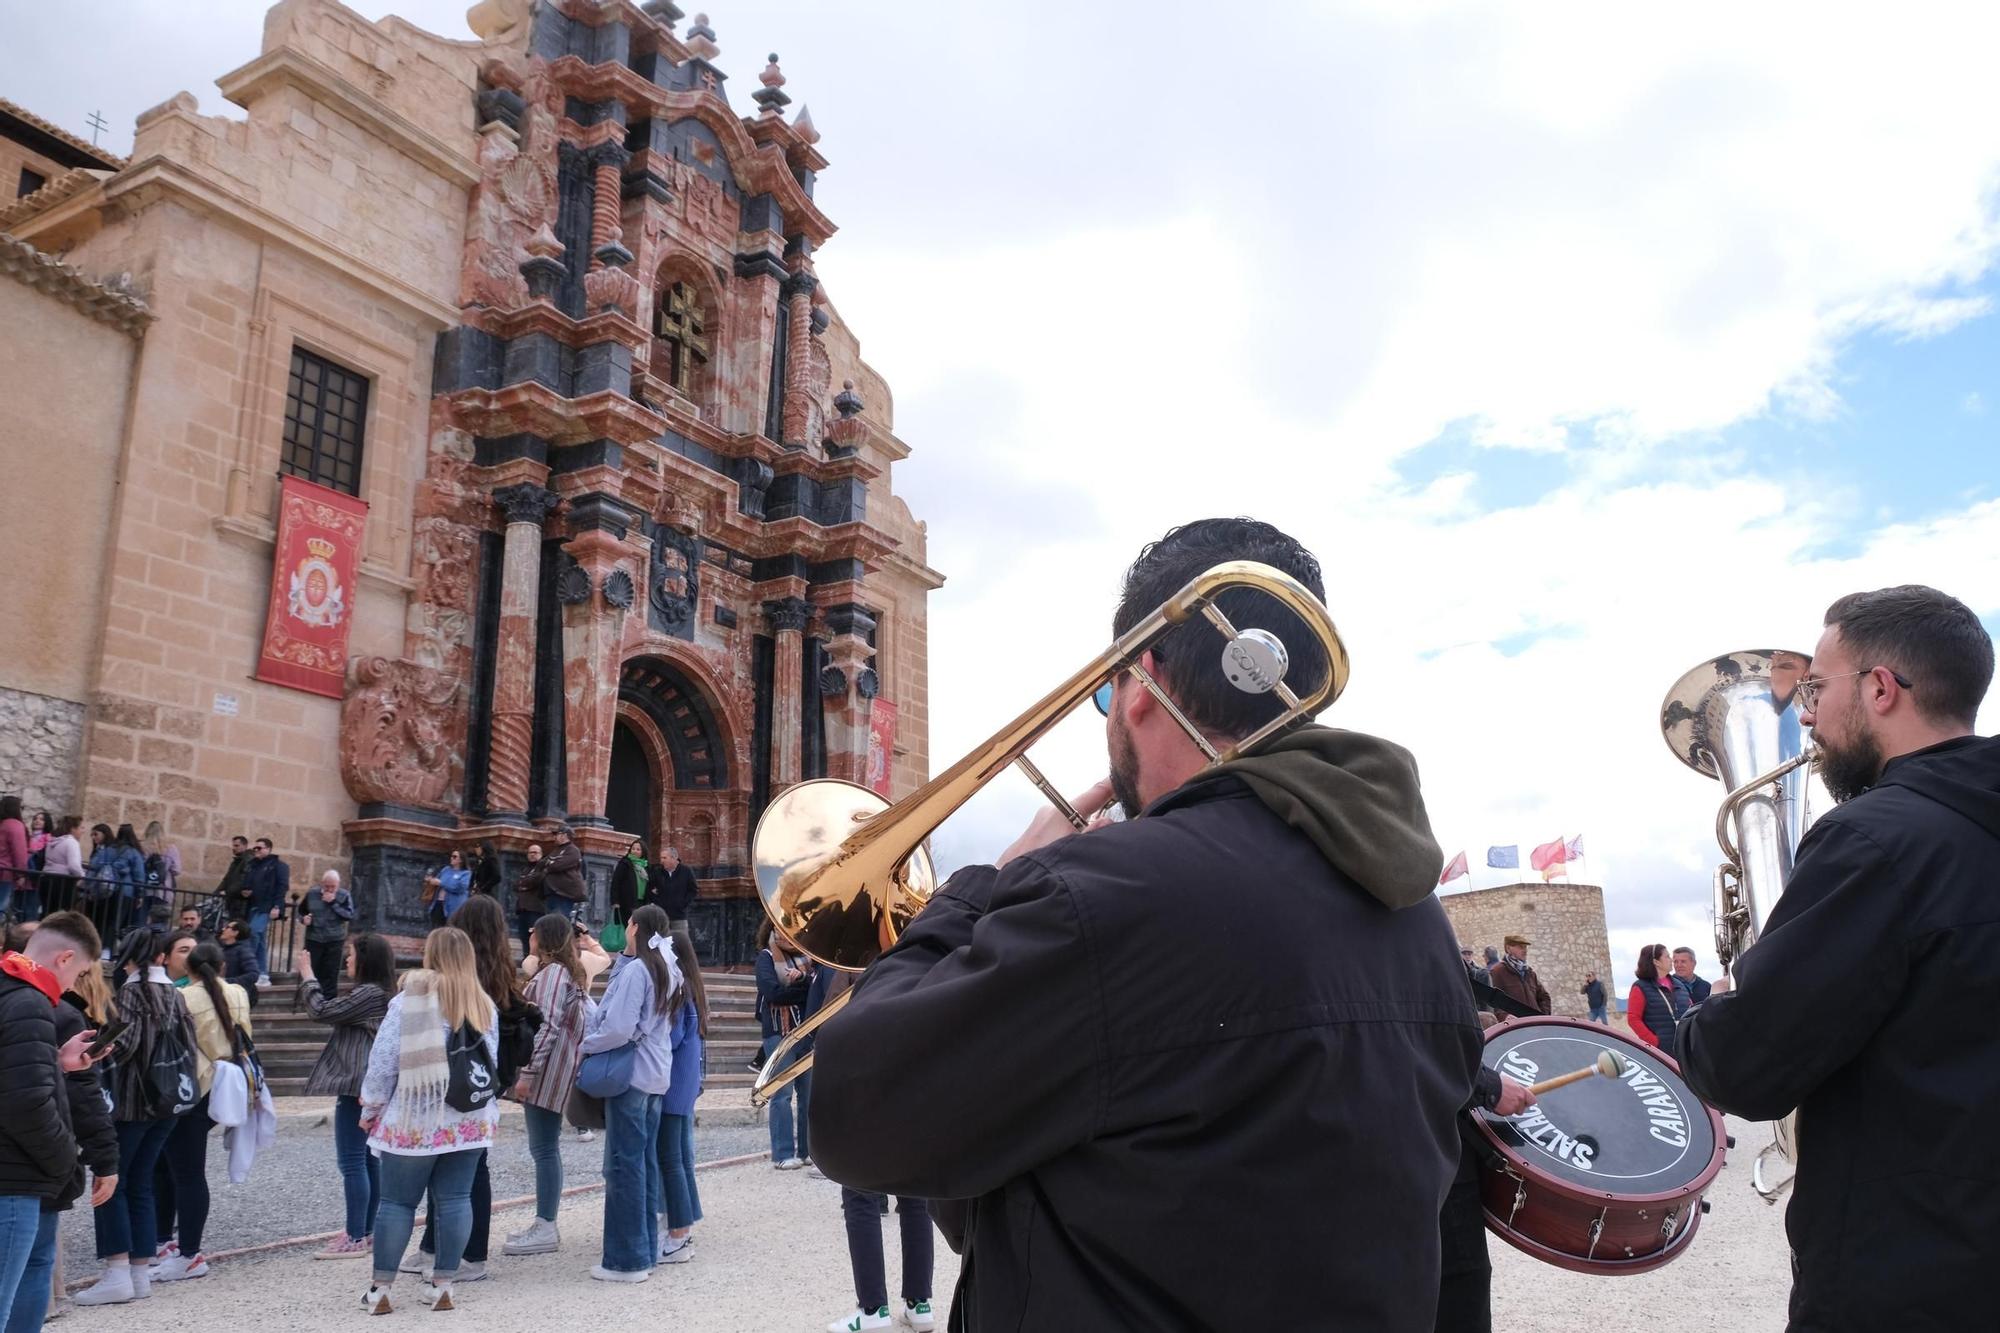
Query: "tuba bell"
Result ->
[[1661, 649, 1816, 1199]]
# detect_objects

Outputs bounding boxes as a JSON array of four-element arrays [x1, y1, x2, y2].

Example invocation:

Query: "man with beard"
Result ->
[[1675, 584, 1998, 1332], [809, 518, 1480, 1331]]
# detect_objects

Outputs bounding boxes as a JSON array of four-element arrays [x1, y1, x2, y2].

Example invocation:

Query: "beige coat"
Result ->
[[179, 979, 253, 1095]]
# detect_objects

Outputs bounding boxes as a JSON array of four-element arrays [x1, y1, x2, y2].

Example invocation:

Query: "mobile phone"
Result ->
[[82, 1018, 130, 1059]]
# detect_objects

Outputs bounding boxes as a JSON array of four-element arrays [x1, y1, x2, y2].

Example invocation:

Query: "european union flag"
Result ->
[[1486, 845, 1520, 869]]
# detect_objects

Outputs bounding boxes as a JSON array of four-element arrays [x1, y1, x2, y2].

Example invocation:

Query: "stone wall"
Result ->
[[1440, 882, 1615, 1020], [0, 687, 86, 815]]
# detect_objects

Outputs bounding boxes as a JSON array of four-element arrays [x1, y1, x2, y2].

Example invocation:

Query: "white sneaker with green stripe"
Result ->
[[901, 1297, 936, 1330], [826, 1308, 891, 1332]]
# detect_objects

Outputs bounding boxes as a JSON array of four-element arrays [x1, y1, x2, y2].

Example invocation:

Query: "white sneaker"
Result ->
[[150, 1240, 179, 1267], [828, 1308, 893, 1332], [399, 1252, 431, 1277], [130, 1265, 151, 1300], [152, 1252, 209, 1281], [774, 1156, 806, 1171], [502, 1218, 560, 1255], [451, 1261, 486, 1283], [74, 1268, 135, 1307], [416, 1282, 455, 1311], [901, 1297, 937, 1330], [361, 1284, 393, 1316], [656, 1235, 692, 1265], [256, 975, 273, 989], [589, 1264, 651, 1284], [574, 1128, 595, 1142]]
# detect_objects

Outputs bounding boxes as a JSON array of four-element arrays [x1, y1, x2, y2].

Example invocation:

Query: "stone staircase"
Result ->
[[251, 969, 763, 1097]]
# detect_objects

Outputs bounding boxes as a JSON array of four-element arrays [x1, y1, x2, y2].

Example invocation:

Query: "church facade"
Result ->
[[0, 0, 941, 961]]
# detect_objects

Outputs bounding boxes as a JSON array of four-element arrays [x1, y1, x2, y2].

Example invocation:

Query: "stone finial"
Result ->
[[525, 224, 565, 260], [834, 378, 863, 419], [752, 53, 792, 117], [684, 12, 720, 60], [792, 104, 820, 144], [642, 0, 685, 29]]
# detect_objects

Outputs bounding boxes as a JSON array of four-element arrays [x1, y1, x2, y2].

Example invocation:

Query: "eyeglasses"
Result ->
[[1796, 667, 1914, 712], [1091, 681, 1115, 717]]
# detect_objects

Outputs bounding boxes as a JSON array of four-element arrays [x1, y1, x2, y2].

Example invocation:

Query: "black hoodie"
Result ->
[[811, 726, 1480, 1332], [1675, 734, 2000, 1332]]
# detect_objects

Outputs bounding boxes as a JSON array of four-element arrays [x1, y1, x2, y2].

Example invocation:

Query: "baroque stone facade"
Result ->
[[2, 0, 940, 961], [1439, 882, 1615, 1020]]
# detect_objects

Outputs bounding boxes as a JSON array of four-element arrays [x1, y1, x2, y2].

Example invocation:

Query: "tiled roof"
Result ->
[[0, 166, 103, 232], [0, 96, 127, 171], [0, 231, 151, 337]]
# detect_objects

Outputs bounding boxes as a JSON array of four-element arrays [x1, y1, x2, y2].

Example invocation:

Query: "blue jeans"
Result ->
[[523, 1104, 565, 1222], [333, 1096, 380, 1240], [657, 1111, 701, 1230], [249, 910, 271, 975], [601, 1088, 661, 1273], [8, 886, 38, 923], [95, 1117, 174, 1259], [0, 1197, 42, 1331], [1589, 1005, 1608, 1024], [1, 1207, 56, 1333], [0, 883, 12, 920], [373, 1149, 480, 1285], [763, 1033, 812, 1162]]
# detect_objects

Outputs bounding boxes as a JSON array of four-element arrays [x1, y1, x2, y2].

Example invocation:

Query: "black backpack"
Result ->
[[444, 1022, 498, 1114], [138, 1015, 200, 1119], [495, 997, 543, 1088]]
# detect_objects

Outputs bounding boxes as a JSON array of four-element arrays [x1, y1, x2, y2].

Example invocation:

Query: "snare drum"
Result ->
[[1471, 1017, 1726, 1275]]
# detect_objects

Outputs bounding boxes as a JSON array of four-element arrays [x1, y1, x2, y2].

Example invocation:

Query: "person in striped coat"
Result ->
[[296, 934, 394, 1259], [502, 916, 609, 1256]]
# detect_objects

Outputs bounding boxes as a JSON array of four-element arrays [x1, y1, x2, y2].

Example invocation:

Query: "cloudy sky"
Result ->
[[10, 1, 1998, 970]]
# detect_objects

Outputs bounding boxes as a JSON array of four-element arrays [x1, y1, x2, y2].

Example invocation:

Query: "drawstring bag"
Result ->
[[599, 909, 626, 955], [444, 1022, 498, 1114]]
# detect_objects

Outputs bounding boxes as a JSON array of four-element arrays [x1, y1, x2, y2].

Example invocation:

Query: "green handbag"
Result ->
[[599, 909, 626, 954]]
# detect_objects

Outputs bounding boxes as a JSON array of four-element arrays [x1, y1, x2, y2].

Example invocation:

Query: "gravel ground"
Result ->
[[58, 1102, 773, 1264], [53, 1109, 1794, 1331]]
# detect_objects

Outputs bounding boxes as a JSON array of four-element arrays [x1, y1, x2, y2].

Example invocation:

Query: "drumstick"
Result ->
[[1527, 1049, 1627, 1096]]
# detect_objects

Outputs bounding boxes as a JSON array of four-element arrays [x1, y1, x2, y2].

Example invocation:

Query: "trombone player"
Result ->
[[809, 519, 1481, 1331]]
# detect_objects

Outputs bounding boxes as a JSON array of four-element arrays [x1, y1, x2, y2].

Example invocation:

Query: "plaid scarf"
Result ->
[[1504, 954, 1530, 977], [389, 972, 450, 1131]]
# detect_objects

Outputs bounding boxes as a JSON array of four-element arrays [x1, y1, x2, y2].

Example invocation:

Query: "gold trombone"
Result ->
[[747, 560, 1352, 1107]]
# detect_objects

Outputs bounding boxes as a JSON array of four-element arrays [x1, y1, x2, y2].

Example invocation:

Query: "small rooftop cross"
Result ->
[[85, 110, 108, 144]]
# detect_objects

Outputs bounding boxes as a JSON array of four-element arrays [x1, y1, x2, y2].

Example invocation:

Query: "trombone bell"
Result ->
[[754, 779, 937, 972]]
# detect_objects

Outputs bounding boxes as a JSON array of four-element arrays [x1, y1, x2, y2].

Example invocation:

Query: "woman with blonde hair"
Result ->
[[357, 927, 499, 1314]]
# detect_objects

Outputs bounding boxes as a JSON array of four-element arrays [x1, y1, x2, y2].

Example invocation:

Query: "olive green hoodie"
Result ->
[[1206, 724, 1444, 910]]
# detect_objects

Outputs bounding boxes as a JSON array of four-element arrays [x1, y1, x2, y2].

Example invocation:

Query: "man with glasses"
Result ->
[[1674, 584, 1997, 1331]]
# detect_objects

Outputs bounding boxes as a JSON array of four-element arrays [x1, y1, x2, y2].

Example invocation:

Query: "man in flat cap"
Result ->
[[1487, 934, 1550, 1015]]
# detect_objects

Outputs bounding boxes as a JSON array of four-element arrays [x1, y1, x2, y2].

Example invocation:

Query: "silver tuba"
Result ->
[[1661, 650, 1817, 1200]]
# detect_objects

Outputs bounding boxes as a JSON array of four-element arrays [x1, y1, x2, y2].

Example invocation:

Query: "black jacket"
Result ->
[[656, 863, 699, 919], [0, 971, 79, 1200], [1675, 734, 2000, 1331], [610, 857, 648, 922], [811, 728, 1480, 1332], [51, 995, 119, 1211], [541, 842, 586, 903], [217, 850, 253, 914], [244, 854, 291, 914]]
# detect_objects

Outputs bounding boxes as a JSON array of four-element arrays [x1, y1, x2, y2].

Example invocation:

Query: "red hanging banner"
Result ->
[[866, 699, 898, 797], [255, 475, 369, 699]]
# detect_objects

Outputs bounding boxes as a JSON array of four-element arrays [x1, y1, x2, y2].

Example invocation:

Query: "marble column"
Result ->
[[486, 483, 561, 819], [765, 596, 813, 787], [819, 630, 878, 786], [779, 266, 816, 446], [560, 522, 639, 824], [588, 142, 633, 268]]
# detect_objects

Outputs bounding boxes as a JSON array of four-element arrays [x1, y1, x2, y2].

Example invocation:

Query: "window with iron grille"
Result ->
[[281, 346, 369, 496]]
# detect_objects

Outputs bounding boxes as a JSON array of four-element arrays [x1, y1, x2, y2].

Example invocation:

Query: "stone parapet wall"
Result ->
[[0, 687, 86, 816], [1441, 882, 1615, 1020]]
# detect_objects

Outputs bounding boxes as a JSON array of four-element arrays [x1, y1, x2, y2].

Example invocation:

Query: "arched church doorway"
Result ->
[[605, 720, 655, 848]]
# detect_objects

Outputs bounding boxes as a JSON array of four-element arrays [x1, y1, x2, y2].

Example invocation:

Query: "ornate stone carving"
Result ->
[[493, 482, 560, 527], [603, 568, 636, 611], [855, 666, 879, 700], [764, 596, 813, 635], [584, 263, 640, 318], [339, 656, 461, 808], [649, 524, 701, 631], [818, 663, 847, 697], [556, 557, 592, 605]]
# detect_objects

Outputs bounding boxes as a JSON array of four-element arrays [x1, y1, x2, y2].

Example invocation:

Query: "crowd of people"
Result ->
[[1454, 932, 1717, 1049]]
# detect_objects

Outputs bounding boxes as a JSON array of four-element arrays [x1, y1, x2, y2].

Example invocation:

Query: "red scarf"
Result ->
[[0, 952, 61, 1005]]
